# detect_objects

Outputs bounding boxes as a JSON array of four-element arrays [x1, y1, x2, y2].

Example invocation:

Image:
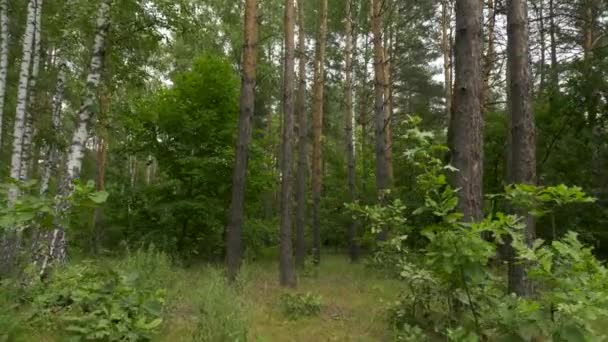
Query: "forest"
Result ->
[[1, 0, 608, 340]]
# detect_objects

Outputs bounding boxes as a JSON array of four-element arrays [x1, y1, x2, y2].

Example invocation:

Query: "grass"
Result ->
[[158, 254, 401, 341]]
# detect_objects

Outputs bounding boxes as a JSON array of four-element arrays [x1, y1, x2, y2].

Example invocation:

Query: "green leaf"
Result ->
[[89, 191, 109, 204]]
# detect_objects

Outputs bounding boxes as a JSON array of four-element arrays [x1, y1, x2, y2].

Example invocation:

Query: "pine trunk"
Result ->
[[311, 0, 328, 265], [225, 0, 258, 281], [371, 0, 390, 194], [279, 0, 297, 287], [441, 0, 453, 119], [448, 0, 484, 222], [39, 0, 112, 278], [507, 0, 536, 297], [345, 0, 359, 263], [92, 89, 109, 255], [294, 0, 308, 269]]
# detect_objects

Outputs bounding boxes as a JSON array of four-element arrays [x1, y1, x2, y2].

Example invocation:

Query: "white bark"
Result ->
[[9, 0, 37, 192], [20, 0, 43, 180], [0, 0, 9, 147], [40, 0, 112, 278], [64, 0, 111, 182]]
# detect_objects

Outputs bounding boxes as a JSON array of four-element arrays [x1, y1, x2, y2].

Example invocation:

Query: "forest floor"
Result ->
[[159, 254, 402, 341]]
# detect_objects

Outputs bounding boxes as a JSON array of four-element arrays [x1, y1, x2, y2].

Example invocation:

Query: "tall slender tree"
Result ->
[[20, 0, 43, 180], [294, 0, 307, 268], [225, 0, 258, 281], [9, 0, 38, 196], [279, 0, 297, 287], [507, 0, 536, 297], [345, 0, 359, 262], [0, 0, 9, 147], [39, 0, 112, 277], [311, 0, 328, 265], [371, 0, 391, 198], [441, 0, 453, 119], [447, 0, 484, 222]]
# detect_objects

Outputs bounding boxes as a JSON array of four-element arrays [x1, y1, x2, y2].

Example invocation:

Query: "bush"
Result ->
[[191, 268, 248, 341], [280, 292, 323, 320]]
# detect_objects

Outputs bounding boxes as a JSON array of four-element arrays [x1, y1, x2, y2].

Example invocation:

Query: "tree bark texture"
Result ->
[[0, 0, 9, 147]]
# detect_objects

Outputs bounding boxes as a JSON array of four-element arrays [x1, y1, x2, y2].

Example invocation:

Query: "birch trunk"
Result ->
[[311, 0, 328, 265], [345, 0, 359, 262], [0, 0, 9, 147], [279, 0, 296, 288], [225, 0, 258, 281], [294, 0, 307, 269], [9, 0, 38, 191], [20, 0, 43, 180], [40, 0, 112, 278], [441, 0, 453, 119]]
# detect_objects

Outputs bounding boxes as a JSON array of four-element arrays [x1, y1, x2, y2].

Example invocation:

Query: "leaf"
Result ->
[[89, 191, 109, 204]]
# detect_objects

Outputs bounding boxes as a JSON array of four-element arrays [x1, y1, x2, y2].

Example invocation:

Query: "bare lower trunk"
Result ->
[[506, 0, 536, 297], [294, 0, 307, 269], [225, 0, 258, 281], [345, 0, 359, 262], [91, 90, 109, 255], [40, 0, 111, 278], [481, 0, 496, 113], [311, 0, 328, 265], [447, 0, 484, 222], [0, 0, 9, 146]]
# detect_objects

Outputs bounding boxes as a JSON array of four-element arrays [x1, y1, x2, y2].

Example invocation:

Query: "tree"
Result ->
[[279, 0, 296, 287], [0, 0, 9, 147], [441, 0, 453, 118], [9, 0, 38, 196], [40, 0, 112, 277], [226, 0, 258, 281], [447, 0, 483, 222], [507, 0, 536, 297], [311, 0, 328, 265], [345, 0, 358, 262], [371, 0, 391, 198], [294, 0, 307, 269]]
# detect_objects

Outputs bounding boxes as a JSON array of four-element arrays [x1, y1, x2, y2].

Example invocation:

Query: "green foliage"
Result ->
[[191, 268, 248, 341], [280, 292, 323, 320]]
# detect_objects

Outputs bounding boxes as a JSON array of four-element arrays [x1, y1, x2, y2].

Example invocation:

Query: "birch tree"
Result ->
[[40, 0, 112, 277], [0, 0, 9, 147], [20, 0, 43, 181], [9, 0, 38, 193]]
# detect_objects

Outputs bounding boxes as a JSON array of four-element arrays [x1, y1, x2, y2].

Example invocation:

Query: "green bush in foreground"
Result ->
[[280, 292, 323, 320]]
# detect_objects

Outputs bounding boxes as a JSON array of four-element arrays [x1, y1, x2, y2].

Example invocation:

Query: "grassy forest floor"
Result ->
[[159, 254, 401, 341]]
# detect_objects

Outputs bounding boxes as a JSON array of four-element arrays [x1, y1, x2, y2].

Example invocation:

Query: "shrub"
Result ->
[[280, 292, 323, 320]]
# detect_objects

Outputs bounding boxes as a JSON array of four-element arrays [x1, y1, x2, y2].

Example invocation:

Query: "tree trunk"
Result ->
[[0, 0, 9, 147], [441, 0, 453, 119], [279, 0, 297, 288], [9, 0, 38, 195], [311, 0, 328, 265], [383, 26, 394, 184], [20, 0, 43, 181], [447, 0, 484, 222], [549, 0, 558, 88], [537, 0, 546, 92], [507, 0, 536, 297], [39, 0, 111, 278], [371, 0, 390, 195], [482, 0, 496, 113], [294, 0, 307, 269], [225, 0, 258, 281], [345, 0, 359, 263]]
